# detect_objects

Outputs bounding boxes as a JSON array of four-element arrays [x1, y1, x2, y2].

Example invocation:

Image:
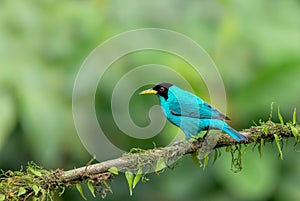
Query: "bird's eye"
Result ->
[[159, 87, 165, 92]]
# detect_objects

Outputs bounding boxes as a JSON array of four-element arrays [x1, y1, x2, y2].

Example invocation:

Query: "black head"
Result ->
[[139, 82, 173, 100], [152, 82, 173, 100]]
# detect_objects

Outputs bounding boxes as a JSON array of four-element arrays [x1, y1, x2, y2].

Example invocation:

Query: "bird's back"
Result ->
[[167, 86, 229, 120]]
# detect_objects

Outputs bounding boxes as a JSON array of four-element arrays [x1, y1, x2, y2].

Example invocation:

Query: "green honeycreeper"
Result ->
[[139, 82, 248, 141]]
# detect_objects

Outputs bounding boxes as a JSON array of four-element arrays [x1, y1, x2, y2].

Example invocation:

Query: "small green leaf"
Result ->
[[225, 146, 230, 152], [258, 138, 264, 158], [263, 127, 268, 135], [75, 183, 87, 200], [278, 106, 284, 125], [103, 181, 113, 193], [269, 102, 274, 120], [212, 149, 220, 166], [133, 169, 142, 189], [108, 167, 119, 175], [155, 158, 166, 172], [203, 154, 209, 170], [125, 171, 134, 196], [274, 134, 283, 160], [18, 187, 26, 196], [32, 185, 39, 196], [0, 194, 5, 201], [190, 152, 199, 166], [87, 181, 96, 198], [28, 167, 42, 177], [290, 125, 299, 141], [242, 144, 249, 154], [293, 108, 297, 125]]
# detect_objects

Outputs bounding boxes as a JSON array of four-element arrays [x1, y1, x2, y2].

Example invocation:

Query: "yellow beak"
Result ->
[[139, 89, 158, 95]]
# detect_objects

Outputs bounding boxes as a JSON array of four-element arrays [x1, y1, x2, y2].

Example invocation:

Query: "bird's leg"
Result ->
[[203, 129, 210, 141], [201, 129, 211, 150]]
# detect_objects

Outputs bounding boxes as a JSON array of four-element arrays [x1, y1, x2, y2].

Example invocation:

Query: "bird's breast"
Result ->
[[159, 97, 181, 126]]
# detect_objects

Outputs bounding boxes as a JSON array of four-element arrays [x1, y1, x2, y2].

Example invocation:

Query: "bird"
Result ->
[[139, 82, 247, 141]]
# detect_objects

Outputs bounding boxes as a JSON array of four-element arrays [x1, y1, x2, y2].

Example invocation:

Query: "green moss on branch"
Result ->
[[1, 120, 299, 200]]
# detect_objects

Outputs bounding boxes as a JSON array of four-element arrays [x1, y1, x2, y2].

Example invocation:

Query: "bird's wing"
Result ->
[[169, 101, 230, 120], [168, 88, 230, 120]]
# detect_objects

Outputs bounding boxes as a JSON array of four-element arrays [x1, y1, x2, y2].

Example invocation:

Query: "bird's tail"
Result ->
[[223, 126, 248, 141]]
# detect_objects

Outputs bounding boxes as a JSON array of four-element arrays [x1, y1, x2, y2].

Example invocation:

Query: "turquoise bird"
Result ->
[[139, 82, 247, 141]]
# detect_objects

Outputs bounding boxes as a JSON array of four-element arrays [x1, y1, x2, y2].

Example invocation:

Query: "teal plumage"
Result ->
[[140, 82, 247, 141]]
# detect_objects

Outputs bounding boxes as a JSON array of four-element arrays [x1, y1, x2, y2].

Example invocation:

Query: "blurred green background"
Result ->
[[1, 0, 300, 200]]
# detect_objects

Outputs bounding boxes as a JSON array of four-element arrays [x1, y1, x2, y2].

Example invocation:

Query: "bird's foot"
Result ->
[[202, 129, 210, 140]]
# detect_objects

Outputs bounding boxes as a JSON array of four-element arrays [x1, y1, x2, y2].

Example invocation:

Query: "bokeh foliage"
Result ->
[[0, 0, 300, 200]]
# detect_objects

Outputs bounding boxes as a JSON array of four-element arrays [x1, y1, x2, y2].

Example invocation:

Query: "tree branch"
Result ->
[[1, 120, 299, 200]]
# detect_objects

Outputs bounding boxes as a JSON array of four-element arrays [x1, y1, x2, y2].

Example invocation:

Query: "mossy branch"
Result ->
[[1, 120, 299, 200]]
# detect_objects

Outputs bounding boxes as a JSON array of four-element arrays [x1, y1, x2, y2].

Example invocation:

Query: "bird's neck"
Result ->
[[158, 96, 181, 126], [158, 96, 171, 115]]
